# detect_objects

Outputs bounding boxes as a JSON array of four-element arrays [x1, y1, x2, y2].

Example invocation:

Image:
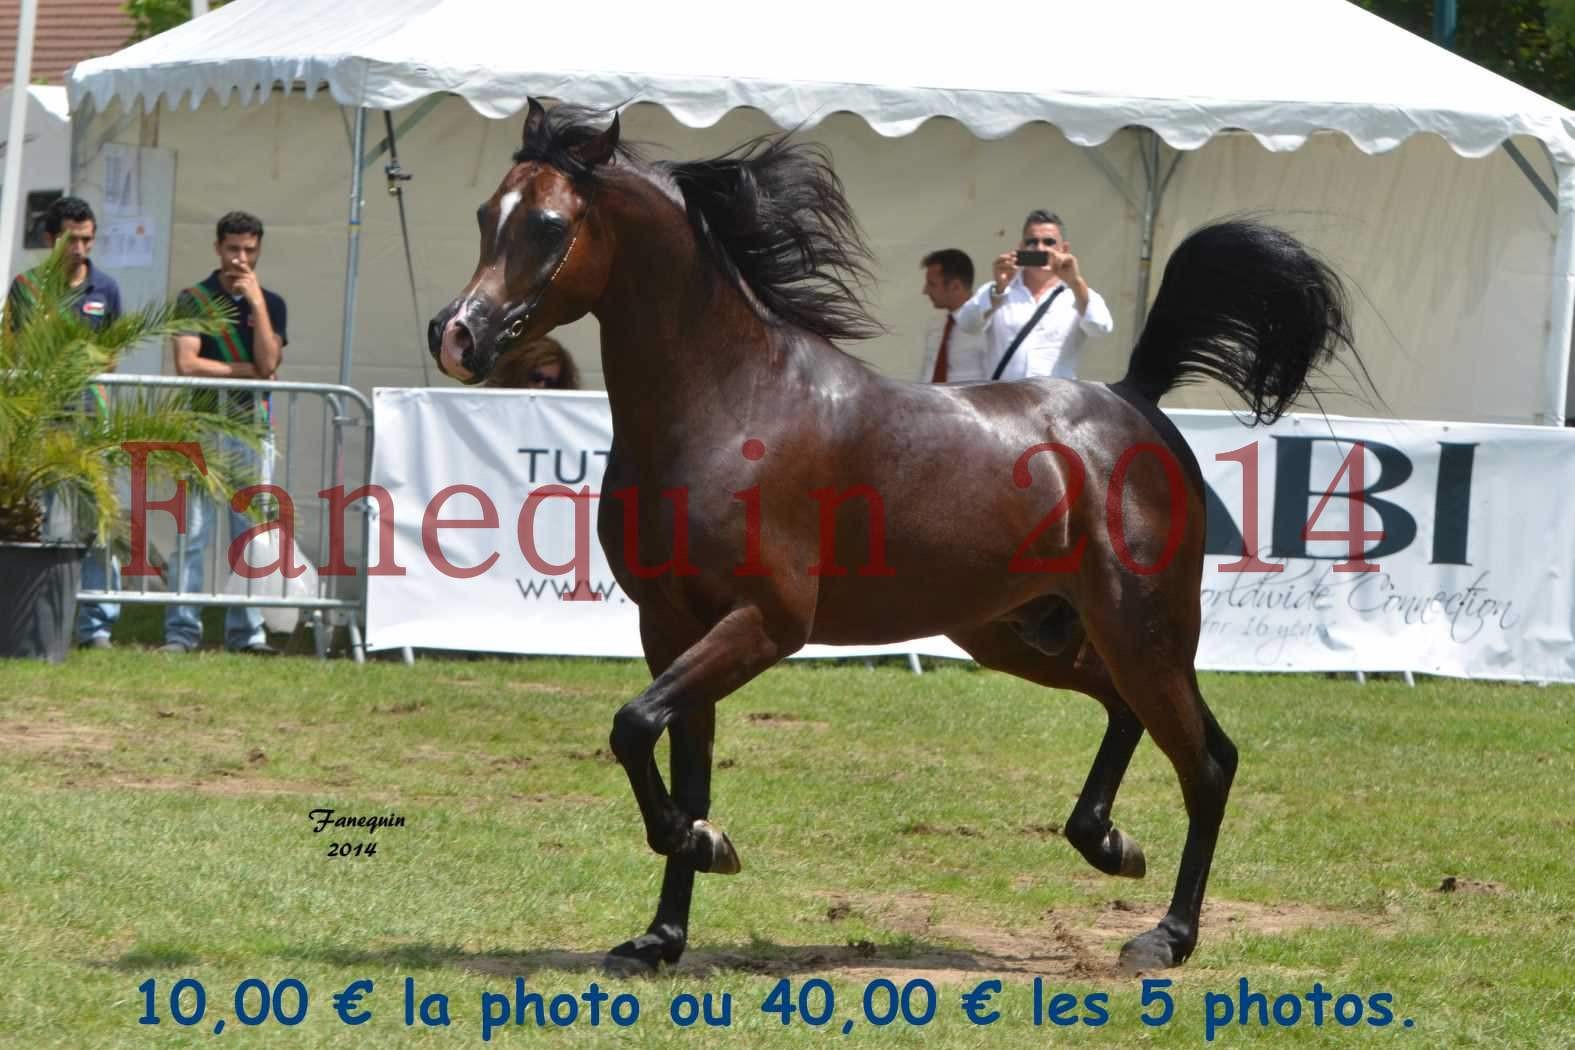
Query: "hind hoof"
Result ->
[[1118, 927, 1178, 975], [1111, 828, 1146, 879], [692, 819, 741, 874], [604, 929, 684, 975], [603, 940, 663, 976]]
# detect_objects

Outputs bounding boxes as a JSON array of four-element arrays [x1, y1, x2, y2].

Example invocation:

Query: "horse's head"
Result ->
[[429, 99, 620, 384]]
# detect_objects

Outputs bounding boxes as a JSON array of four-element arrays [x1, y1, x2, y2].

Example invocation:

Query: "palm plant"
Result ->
[[0, 246, 264, 546]]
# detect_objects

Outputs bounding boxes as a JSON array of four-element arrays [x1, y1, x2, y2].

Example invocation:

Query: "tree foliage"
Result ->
[[0, 246, 263, 543], [1360, 0, 1575, 108], [122, 0, 229, 44]]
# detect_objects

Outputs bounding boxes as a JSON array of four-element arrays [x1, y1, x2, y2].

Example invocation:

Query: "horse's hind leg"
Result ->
[[1078, 583, 1238, 972], [1068, 700, 1148, 878], [948, 623, 1148, 879]]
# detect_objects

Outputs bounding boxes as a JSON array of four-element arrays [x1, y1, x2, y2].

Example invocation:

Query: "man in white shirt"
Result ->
[[953, 210, 1114, 381], [917, 248, 991, 382]]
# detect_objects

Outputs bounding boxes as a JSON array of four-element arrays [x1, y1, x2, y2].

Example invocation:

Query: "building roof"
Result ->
[[0, 0, 134, 87]]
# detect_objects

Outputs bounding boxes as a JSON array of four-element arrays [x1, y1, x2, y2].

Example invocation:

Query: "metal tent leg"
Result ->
[[311, 610, 330, 660]]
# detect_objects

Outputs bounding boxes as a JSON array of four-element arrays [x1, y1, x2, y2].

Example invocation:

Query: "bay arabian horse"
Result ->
[[430, 100, 1360, 975]]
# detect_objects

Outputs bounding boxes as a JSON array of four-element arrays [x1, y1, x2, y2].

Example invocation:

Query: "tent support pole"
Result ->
[[1542, 162, 1575, 425], [338, 106, 367, 388], [1503, 141, 1557, 212], [1130, 130, 1183, 335], [1, 0, 40, 290], [362, 94, 444, 170], [1132, 131, 1160, 335]]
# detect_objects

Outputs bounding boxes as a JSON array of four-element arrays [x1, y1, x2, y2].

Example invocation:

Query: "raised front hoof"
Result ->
[[689, 819, 742, 874], [1076, 826, 1147, 879], [1118, 926, 1188, 976], [603, 932, 683, 977], [1110, 827, 1147, 879]]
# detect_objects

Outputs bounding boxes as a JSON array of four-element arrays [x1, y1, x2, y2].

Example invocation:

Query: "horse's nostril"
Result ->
[[438, 317, 478, 377]]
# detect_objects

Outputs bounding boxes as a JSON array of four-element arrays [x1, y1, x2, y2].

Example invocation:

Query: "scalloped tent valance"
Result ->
[[67, 0, 1575, 163]]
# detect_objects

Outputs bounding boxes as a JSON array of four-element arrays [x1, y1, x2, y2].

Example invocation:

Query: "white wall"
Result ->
[[1, 86, 71, 280]]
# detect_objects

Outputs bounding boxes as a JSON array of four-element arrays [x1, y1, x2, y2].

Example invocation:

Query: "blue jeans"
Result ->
[[78, 546, 121, 643], [40, 489, 121, 643], [164, 434, 272, 651]]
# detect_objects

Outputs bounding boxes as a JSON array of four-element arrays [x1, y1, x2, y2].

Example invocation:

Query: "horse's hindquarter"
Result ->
[[804, 377, 1203, 645]]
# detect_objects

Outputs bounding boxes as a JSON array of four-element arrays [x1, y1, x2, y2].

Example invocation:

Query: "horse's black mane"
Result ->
[[513, 104, 646, 185], [516, 105, 883, 344]]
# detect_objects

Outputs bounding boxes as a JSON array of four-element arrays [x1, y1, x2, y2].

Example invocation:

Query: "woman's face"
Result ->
[[526, 361, 563, 388]]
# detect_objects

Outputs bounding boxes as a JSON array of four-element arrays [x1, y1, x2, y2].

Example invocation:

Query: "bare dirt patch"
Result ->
[[0, 721, 115, 754], [744, 712, 831, 731], [900, 822, 985, 838], [108, 774, 352, 798], [1436, 875, 1508, 895], [723, 890, 1382, 985], [565, 748, 618, 763], [371, 701, 426, 715]]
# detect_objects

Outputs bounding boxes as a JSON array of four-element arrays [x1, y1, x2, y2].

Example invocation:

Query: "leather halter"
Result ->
[[495, 185, 595, 347]]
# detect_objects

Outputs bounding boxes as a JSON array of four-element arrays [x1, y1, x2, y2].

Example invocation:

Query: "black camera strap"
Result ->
[[990, 284, 1066, 381]]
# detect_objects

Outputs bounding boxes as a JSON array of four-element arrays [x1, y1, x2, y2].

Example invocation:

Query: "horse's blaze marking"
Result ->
[[1107, 443, 1187, 576], [1009, 443, 1088, 574], [497, 190, 522, 238]]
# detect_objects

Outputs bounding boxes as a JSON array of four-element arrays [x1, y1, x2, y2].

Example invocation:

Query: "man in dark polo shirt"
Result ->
[[5, 196, 123, 332], [161, 210, 287, 655], [7, 196, 125, 650]]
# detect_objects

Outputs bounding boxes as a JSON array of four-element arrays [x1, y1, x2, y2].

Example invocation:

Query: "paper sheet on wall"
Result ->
[[102, 144, 139, 217], [98, 217, 156, 269]]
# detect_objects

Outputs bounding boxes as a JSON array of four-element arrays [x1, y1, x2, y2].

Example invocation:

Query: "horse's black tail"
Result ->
[[1119, 220, 1356, 424]]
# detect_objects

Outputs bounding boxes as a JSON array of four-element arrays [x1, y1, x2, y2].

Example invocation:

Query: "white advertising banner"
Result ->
[[366, 389, 1575, 682], [365, 389, 970, 661]]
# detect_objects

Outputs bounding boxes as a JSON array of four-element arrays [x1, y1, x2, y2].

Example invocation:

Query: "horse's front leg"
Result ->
[[605, 703, 716, 973], [604, 605, 795, 972]]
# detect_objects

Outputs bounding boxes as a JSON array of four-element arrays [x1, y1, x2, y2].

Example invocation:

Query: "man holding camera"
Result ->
[[953, 209, 1113, 381]]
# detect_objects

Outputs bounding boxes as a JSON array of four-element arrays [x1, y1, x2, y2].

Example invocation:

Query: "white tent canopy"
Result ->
[[66, 0, 1575, 424], [67, 0, 1575, 158]]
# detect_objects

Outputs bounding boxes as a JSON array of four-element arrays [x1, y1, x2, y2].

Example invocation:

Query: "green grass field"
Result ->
[[2, 639, 1572, 1047]]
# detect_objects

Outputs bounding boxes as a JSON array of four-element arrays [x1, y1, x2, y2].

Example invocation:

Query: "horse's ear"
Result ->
[[568, 112, 621, 168], [522, 98, 548, 150]]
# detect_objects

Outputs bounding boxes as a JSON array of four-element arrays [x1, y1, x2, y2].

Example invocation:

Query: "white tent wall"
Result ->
[[76, 94, 1146, 394], [1156, 131, 1562, 423], [77, 91, 1563, 423]]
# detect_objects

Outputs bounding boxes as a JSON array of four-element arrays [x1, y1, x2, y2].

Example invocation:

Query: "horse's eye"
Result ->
[[476, 204, 488, 229], [526, 210, 568, 241]]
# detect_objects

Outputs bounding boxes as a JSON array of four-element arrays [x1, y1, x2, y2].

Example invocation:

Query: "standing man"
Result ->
[[917, 249, 990, 383], [6, 197, 124, 650], [160, 210, 286, 655], [953, 210, 1114, 381]]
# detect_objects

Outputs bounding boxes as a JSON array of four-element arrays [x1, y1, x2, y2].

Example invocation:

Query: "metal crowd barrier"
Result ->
[[75, 373, 405, 664]]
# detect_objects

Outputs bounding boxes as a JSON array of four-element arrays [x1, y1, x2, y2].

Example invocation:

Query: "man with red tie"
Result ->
[[917, 248, 990, 383]]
